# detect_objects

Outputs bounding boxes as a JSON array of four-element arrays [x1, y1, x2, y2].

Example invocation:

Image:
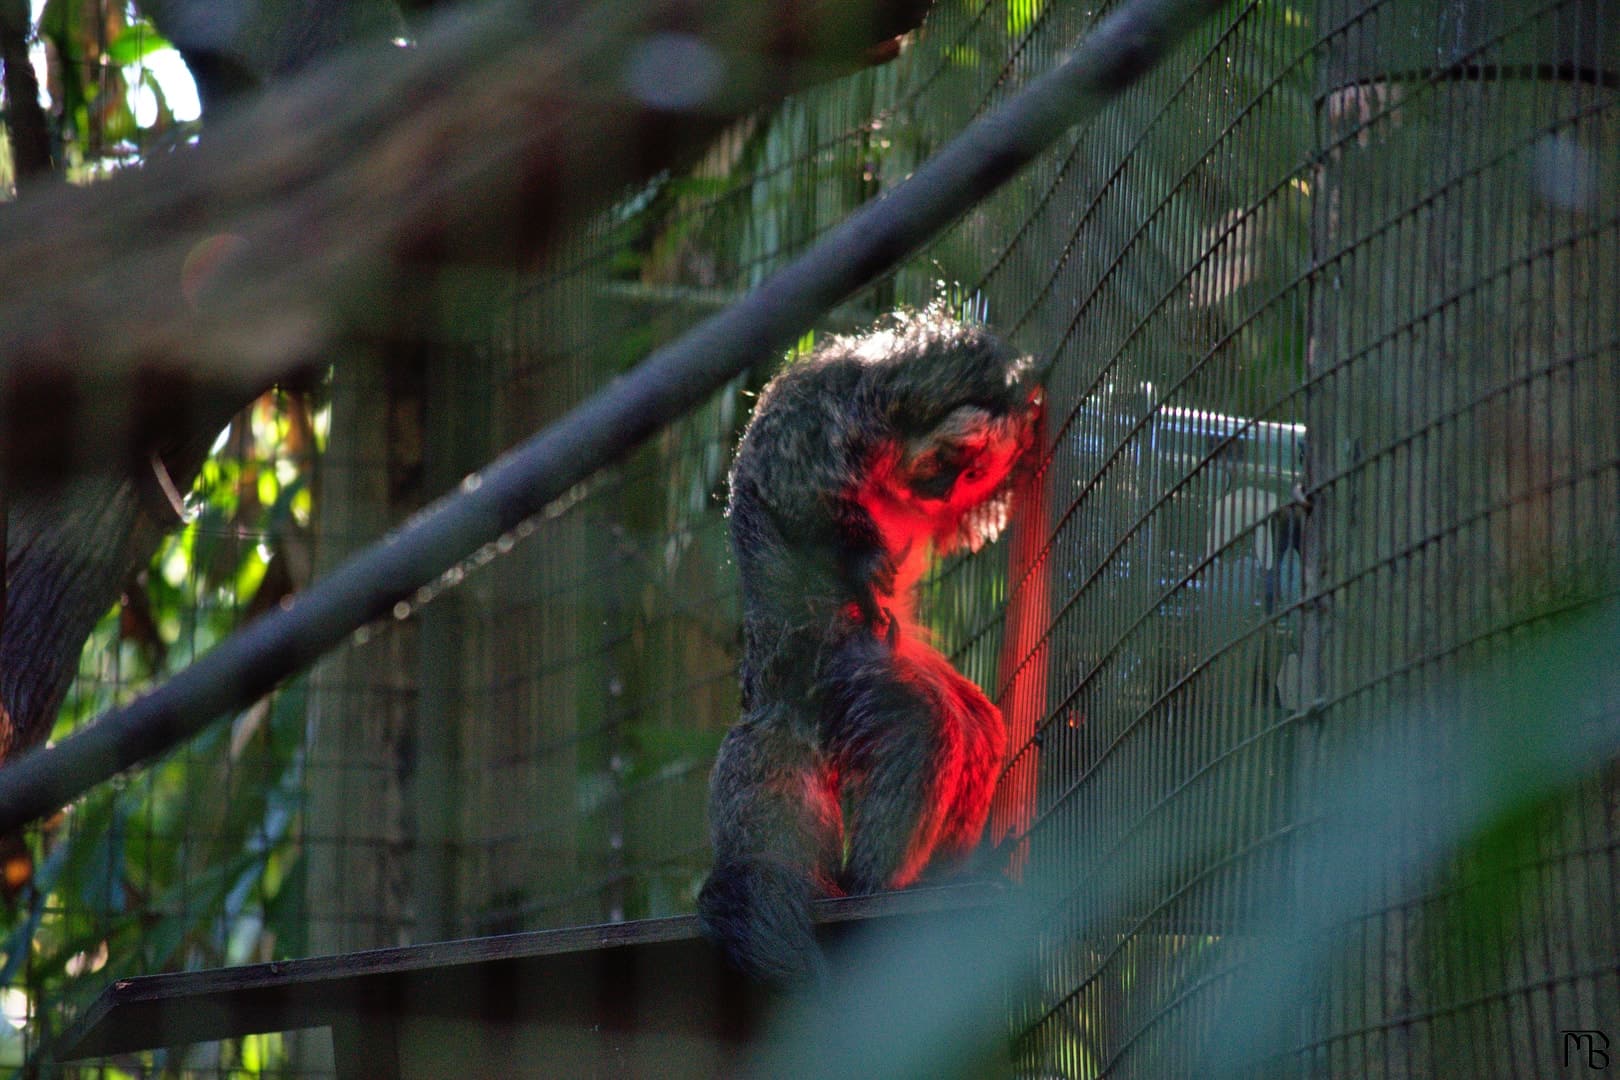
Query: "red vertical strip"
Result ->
[[989, 423, 1050, 882]]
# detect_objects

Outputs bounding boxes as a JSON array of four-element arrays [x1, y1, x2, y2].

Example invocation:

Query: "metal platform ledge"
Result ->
[[54, 883, 1002, 1080]]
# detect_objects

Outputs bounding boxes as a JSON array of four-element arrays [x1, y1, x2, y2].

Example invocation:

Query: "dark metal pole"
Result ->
[[0, 0, 1232, 833]]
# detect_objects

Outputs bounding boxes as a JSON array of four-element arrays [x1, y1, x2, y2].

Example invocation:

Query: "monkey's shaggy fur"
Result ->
[[699, 308, 1039, 984]]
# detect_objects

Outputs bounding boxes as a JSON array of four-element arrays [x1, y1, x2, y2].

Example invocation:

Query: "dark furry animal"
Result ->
[[698, 308, 1040, 984]]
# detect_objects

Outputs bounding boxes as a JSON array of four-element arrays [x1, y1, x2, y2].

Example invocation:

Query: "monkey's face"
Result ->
[[875, 394, 1040, 555]]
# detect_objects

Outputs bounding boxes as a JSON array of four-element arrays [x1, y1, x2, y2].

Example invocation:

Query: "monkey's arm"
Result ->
[[821, 633, 1006, 893]]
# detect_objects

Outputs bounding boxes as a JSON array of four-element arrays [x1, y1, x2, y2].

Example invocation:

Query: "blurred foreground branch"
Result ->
[[0, 0, 925, 758], [0, 0, 929, 487]]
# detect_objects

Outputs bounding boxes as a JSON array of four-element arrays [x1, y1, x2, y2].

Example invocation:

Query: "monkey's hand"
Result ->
[[949, 486, 1014, 553]]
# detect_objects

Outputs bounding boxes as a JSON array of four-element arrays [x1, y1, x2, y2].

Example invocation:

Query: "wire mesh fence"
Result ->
[[995, 1, 1620, 1076], [9, 0, 1620, 1076], [295, 9, 1014, 961]]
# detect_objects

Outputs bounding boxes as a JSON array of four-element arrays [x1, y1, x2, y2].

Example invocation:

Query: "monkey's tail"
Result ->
[[698, 720, 839, 986], [699, 855, 828, 986]]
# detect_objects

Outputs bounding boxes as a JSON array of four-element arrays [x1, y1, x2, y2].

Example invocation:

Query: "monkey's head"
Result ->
[[733, 306, 1040, 567], [847, 308, 1042, 556], [897, 394, 1040, 552], [865, 389, 1041, 556]]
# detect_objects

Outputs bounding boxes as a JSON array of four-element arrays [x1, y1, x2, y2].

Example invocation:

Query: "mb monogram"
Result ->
[[1565, 1030, 1611, 1070]]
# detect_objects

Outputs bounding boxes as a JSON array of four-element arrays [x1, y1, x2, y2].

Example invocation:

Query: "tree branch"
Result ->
[[0, 0, 51, 183], [0, 0, 930, 491], [135, 0, 408, 113]]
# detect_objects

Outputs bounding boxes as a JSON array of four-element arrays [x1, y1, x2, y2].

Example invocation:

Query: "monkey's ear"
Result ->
[[927, 405, 997, 446]]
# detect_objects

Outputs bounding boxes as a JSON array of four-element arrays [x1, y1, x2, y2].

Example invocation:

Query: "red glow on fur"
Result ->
[[885, 635, 1006, 889], [842, 396, 1039, 888], [853, 403, 1036, 629], [853, 457, 934, 631]]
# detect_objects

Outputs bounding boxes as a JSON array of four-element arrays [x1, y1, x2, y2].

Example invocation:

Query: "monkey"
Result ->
[[698, 307, 1041, 985]]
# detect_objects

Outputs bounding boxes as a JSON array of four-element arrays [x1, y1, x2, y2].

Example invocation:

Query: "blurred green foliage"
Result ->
[[35, 0, 190, 178]]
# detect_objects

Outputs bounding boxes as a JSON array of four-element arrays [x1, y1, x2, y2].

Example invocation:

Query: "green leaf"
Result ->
[[1006, 0, 1046, 38], [106, 23, 172, 66]]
